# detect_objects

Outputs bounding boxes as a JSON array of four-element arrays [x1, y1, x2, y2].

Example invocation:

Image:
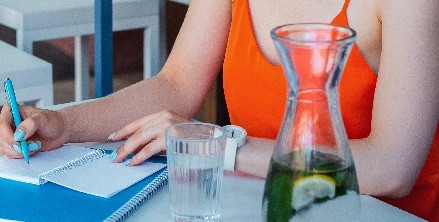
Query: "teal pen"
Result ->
[[4, 78, 30, 164]]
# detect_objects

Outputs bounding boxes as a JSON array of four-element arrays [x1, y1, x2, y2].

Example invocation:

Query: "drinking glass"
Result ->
[[166, 122, 226, 222]]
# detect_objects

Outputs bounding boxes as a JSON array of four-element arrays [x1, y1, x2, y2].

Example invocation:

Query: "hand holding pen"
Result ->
[[4, 78, 30, 164]]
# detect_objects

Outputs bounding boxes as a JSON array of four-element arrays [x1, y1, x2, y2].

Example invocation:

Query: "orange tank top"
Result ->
[[223, 0, 439, 220]]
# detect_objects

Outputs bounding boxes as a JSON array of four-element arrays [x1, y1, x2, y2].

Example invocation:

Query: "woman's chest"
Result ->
[[248, 0, 381, 73]]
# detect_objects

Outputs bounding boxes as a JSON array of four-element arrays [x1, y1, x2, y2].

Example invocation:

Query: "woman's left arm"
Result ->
[[349, 0, 439, 197], [235, 0, 439, 198]]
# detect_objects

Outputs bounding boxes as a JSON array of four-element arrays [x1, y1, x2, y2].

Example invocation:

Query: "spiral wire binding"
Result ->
[[104, 169, 169, 222], [39, 149, 106, 184]]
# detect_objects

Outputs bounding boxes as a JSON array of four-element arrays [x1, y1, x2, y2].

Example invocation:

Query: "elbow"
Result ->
[[370, 172, 415, 198], [382, 180, 413, 198]]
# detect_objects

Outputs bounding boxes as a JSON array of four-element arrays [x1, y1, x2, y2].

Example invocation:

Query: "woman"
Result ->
[[1, 0, 438, 219]]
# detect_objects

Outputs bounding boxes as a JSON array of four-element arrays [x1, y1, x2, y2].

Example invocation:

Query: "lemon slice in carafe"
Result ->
[[292, 174, 336, 210]]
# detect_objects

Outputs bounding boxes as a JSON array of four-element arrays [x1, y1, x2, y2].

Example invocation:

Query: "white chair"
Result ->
[[0, 0, 166, 101], [0, 40, 53, 107]]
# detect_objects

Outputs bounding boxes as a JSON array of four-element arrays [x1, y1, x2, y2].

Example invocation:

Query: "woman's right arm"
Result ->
[[0, 0, 232, 156]]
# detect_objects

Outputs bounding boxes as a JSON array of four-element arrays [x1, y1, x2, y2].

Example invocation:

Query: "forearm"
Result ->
[[59, 74, 203, 143], [233, 137, 397, 193], [235, 137, 274, 178], [349, 133, 433, 198], [56, 0, 231, 143], [349, 138, 395, 197], [234, 133, 433, 198]]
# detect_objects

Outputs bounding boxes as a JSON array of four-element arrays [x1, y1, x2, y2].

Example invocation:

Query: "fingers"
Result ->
[[109, 112, 162, 141], [9, 140, 41, 155], [0, 139, 20, 157], [130, 136, 165, 166], [18, 107, 66, 151], [1, 105, 64, 159], [0, 104, 14, 144], [0, 140, 38, 158], [0, 104, 41, 145], [0, 104, 12, 124], [115, 120, 150, 140], [17, 106, 46, 141], [0, 104, 17, 157], [113, 122, 164, 163], [109, 110, 185, 141], [28, 141, 42, 151], [16, 117, 38, 141], [6, 107, 43, 156], [110, 110, 189, 166]]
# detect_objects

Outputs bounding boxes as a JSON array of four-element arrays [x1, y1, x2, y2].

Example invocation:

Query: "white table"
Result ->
[[78, 141, 425, 222], [0, 40, 53, 107], [0, 0, 166, 101], [125, 176, 425, 222]]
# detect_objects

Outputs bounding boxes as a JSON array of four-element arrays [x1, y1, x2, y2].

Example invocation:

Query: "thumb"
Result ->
[[16, 113, 40, 141]]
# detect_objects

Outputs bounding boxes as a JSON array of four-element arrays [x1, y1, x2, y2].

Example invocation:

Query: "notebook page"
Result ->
[[0, 146, 95, 185], [46, 155, 166, 198]]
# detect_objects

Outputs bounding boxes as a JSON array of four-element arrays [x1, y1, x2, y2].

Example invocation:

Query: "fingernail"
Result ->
[[107, 132, 116, 140], [109, 150, 118, 162], [123, 159, 131, 166], [13, 144, 22, 153], [28, 141, 42, 151], [13, 129, 26, 141]]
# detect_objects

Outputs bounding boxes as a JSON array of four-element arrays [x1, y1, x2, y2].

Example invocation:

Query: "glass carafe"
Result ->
[[262, 23, 360, 222]]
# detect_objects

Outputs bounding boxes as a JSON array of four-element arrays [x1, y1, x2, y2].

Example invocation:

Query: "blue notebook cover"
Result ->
[[0, 154, 167, 222]]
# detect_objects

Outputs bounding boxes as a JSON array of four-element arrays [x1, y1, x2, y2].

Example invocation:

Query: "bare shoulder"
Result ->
[[350, 0, 438, 21], [378, 0, 439, 33], [379, 0, 438, 19], [377, 0, 438, 45], [346, 0, 438, 73]]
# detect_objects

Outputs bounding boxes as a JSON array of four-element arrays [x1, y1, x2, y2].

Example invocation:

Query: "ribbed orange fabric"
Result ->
[[223, 0, 439, 220]]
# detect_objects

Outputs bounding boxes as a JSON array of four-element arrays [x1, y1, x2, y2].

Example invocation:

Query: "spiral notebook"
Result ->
[[0, 145, 168, 222], [0, 145, 166, 198]]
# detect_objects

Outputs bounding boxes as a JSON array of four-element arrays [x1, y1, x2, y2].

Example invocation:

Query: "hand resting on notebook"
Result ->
[[107, 110, 189, 166]]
